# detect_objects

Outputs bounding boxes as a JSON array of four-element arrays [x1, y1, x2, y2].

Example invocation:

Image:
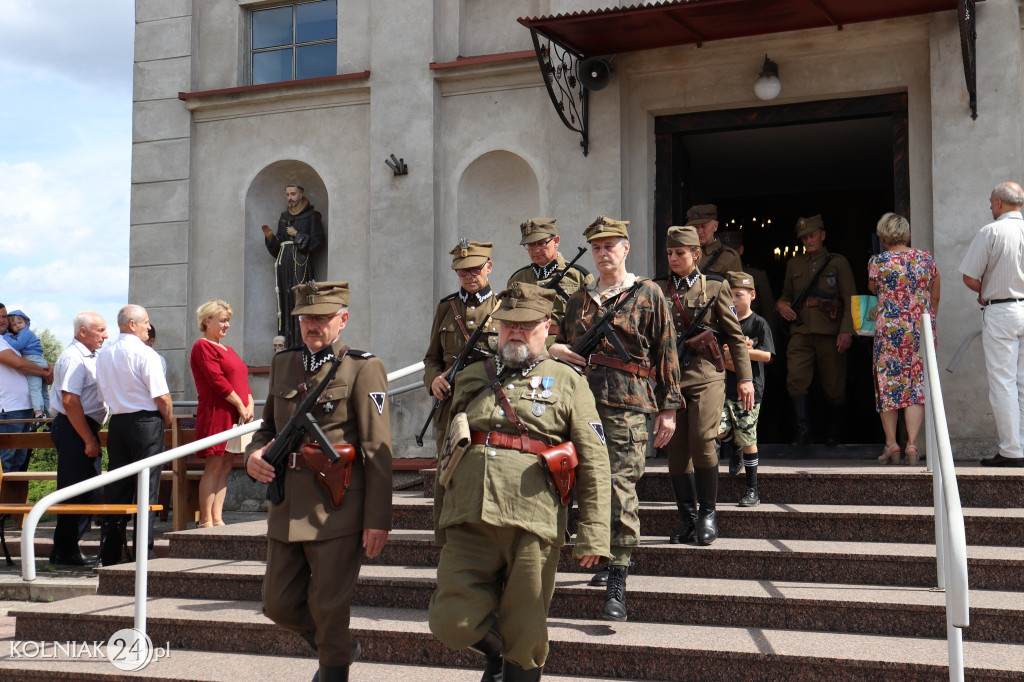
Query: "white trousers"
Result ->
[[982, 302, 1024, 459]]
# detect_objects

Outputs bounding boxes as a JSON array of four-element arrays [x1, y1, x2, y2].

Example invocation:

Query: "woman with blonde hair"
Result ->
[[868, 213, 940, 465], [190, 299, 254, 526]]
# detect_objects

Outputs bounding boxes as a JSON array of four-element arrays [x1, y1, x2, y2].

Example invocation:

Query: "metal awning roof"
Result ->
[[518, 0, 976, 55]]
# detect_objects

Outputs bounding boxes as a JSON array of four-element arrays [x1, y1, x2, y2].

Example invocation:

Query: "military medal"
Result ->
[[323, 401, 335, 414], [529, 376, 541, 398], [541, 377, 554, 399], [532, 402, 546, 417]]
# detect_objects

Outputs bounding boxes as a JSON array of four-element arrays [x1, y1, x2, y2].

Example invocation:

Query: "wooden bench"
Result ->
[[0, 468, 164, 565]]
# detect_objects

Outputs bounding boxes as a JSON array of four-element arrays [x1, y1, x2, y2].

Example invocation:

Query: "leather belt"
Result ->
[[804, 298, 819, 308], [471, 431, 549, 456], [587, 353, 653, 379], [987, 298, 1024, 305]]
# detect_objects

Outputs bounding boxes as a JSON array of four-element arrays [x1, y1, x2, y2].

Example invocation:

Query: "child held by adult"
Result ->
[[4, 310, 50, 418]]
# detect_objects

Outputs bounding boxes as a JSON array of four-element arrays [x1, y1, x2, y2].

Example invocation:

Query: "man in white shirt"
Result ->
[[48, 312, 109, 565], [0, 312, 53, 472], [96, 304, 173, 563], [961, 181, 1024, 467]]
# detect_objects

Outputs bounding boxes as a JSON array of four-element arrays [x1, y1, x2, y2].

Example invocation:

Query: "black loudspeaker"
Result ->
[[579, 58, 612, 91]]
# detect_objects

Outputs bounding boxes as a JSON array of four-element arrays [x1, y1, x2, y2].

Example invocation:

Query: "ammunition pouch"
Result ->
[[438, 412, 471, 488], [297, 443, 357, 508], [684, 328, 726, 372]]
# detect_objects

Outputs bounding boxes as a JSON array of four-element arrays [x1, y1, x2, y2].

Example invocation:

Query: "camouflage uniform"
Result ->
[[557, 274, 683, 561]]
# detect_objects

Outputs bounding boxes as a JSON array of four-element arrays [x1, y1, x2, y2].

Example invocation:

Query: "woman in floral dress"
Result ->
[[868, 213, 941, 465]]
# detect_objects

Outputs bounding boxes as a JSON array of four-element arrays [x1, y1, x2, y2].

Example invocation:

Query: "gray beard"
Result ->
[[498, 341, 537, 370]]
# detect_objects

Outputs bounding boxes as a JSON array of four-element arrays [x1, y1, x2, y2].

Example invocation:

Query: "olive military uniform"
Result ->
[[508, 252, 592, 340], [247, 332, 393, 667], [779, 247, 856, 402], [697, 238, 743, 277], [429, 355, 611, 670]]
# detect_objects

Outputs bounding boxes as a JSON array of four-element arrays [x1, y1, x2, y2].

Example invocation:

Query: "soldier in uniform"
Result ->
[[719, 230, 777, 329], [658, 226, 753, 546], [430, 283, 611, 682], [246, 281, 392, 682], [549, 216, 683, 622], [777, 215, 856, 446], [423, 240, 501, 454], [507, 217, 593, 343], [688, 204, 743, 277]]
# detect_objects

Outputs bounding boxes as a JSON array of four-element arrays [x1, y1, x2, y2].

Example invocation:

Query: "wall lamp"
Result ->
[[754, 55, 781, 101]]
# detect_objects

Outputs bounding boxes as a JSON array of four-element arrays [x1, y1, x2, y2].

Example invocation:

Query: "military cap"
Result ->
[[666, 225, 700, 248], [519, 217, 559, 245], [719, 230, 743, 249], [492, 282, 555, 323], [685, 204, 718, 226], [795, 215, 824, 237], [449, 239, 493, 270], [584, 216, 630, 242], [291, 281, 350, 315], [728, 271, 756, 291]]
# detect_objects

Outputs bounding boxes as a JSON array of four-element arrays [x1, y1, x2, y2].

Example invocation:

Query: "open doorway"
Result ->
[[655, 93, 909, 447]]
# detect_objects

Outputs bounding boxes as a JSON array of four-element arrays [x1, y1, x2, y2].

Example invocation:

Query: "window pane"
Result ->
[[252, 6, 293, 49], [252, 48, 293, 85], [296, 42, 336, 80], [296, 0, 336, 43]]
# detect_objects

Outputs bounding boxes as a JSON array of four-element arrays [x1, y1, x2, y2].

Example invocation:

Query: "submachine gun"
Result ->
[[263, 355, 348, 506], [569, 281, 643, 363], [415, 313, 494, 447], [542, 246, 588, 302], [782, 254, 835, 335], [676, 295, 724, 371]]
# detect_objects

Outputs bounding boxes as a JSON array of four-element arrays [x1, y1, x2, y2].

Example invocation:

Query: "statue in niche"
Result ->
[[261, 184, 325, 347]]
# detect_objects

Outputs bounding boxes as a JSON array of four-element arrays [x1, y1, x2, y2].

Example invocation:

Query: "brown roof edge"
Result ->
[[430, 50, 536, 70], [178, 70, 371, 100]]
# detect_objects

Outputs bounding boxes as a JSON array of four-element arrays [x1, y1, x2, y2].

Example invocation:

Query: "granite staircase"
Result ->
[[5, 461, 1024, 680]]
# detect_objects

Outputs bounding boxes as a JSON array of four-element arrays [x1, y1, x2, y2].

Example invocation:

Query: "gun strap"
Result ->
[[482, 361, 533, 453], [294, 346, 349, 401], [448, 299, 471, 342], [668, 276, 692, 326], [704, 245, 725, 269], [799, 255, 836, 302]]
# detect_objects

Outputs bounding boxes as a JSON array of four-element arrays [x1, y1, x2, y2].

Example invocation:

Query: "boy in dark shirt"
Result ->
[[717, 272, 775, 506]]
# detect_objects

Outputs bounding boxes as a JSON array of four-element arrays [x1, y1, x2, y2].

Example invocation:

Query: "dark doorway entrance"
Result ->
[[654, 93, 909, 447]]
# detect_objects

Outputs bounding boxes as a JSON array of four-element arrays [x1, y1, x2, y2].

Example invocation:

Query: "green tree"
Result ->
[[37, 328, 63, 365]]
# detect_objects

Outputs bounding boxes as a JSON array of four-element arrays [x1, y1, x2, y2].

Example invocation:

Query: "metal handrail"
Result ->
[[920, 313, 969, 681], [19, 419, 264, 659]]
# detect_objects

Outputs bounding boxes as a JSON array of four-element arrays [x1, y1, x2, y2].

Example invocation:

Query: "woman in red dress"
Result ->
[[190, 300, 254, 527]]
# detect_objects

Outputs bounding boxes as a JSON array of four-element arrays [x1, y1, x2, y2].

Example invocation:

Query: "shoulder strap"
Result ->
[[482, 361, 532, 452], [447, 298, 471, 342], [667, 276, 692, 326]]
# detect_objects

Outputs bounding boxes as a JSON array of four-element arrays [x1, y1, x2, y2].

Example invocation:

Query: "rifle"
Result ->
[[264, 355, 344, 505], [542, 246, 588, 302], [782, 255, 835, 335], [415, 312, 494, 447], [676, 295, 720, 368], [570, 281, 643, 362]]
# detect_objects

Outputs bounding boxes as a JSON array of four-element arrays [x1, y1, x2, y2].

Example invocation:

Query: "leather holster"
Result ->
[[684, 328, 726, 372], [438, 412, 471, 488], [538, 442, 578, 506], [297, 443, 357, 508]]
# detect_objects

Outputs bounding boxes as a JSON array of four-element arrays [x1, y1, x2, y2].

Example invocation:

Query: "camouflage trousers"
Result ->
[[595, 404, 649, 563], [717, 399, 762, 447]]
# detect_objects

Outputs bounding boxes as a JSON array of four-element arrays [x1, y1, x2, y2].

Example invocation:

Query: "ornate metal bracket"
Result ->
[[957, 0, 977, 120], [529, 28, 590, 156]]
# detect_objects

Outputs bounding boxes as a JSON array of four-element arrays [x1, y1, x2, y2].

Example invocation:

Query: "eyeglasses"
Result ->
[[456, 265, 486, 277], [524, 238, 554, 250], [298, 313, 340, 324], [503, 319, 547, 332]]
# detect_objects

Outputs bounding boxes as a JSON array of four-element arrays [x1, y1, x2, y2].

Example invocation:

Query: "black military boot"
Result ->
[[694, 466, 719, 546], [312, 664, 349, 682], [502, 660, 543, 681], [668, 473, 697, 544], [588, 564, 609, 586], [825, 404, 844, 446], [470, 628, 504, 682], [602, 565, 628, 621], [725, 438, 743, 476], [789, 394, 811, 447]]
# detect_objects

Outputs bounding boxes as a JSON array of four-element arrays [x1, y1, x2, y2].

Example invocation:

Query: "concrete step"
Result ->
[[8, 597, 1022, 680], [421, 461, 1024, 507], [392, 490, 1024, 546], [96, 559, 1024, 643], [167, 524, 1024, 591], [0, 639, 628, 681]]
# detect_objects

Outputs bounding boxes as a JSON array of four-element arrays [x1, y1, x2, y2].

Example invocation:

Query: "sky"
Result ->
[[0, 0, 135, 347]]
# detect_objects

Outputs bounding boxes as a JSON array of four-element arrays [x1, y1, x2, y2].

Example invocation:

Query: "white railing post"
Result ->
[[134, 468, 150, 637]]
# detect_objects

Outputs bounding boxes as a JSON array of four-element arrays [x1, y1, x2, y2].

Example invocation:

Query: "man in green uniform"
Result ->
[[430, 283, 611, 682], [776, 215, 856, 445], [658, 226, 752, 546], [688, 204, 743, 277], [719, 230, 778, 329], [246, 281, 393, 682], [507, 217, 593, 343], [423, 240, 501, 454], [550, 216, 683, 622]]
